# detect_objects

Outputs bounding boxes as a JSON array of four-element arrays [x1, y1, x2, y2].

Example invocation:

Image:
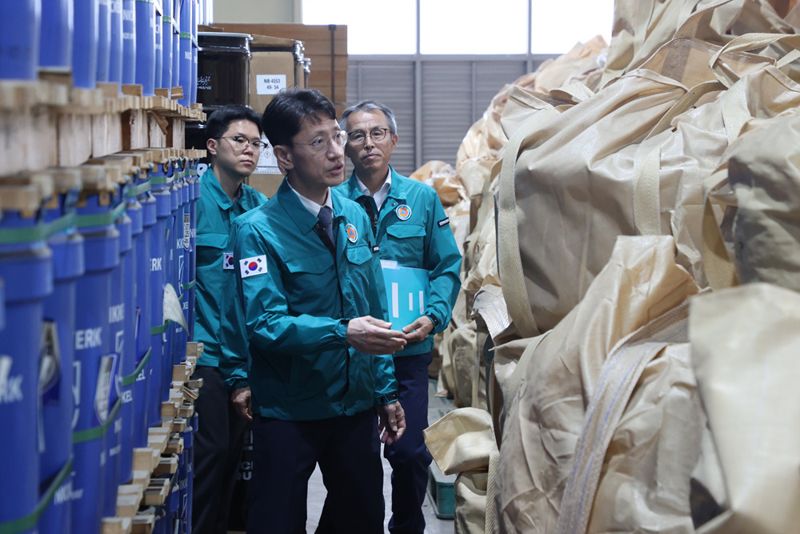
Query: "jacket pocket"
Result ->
[[384, 223, 426, 264], [196, 233, 228, 270]]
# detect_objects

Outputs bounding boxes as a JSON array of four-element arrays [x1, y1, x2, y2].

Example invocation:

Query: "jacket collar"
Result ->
[[276, 178, 347, 234], [201, 166, 241, 211]]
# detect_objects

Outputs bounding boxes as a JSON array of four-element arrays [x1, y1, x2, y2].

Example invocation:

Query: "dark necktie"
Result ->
[[316, 205, 336, 252]]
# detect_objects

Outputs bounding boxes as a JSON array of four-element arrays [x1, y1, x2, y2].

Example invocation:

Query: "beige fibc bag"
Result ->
[[494, 236, 699, 533], [601, 0, 793, 85], [556, 305, 705, 534], [424, 407, 499, 534], [690, 283, 800, 533], [497, 41, 719, 337], [727, 108, 800, 290]]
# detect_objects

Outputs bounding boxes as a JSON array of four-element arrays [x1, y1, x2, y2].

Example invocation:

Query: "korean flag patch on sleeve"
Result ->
[[240, 255, 268, 278]]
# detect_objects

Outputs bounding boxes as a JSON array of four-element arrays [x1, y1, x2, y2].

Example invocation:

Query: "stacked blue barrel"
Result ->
[[0, 0, 199, 102], [1, 1, 205, 530], [0, 151, 203, 533]]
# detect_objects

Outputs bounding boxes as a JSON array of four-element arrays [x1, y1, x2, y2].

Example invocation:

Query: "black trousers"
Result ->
[[384, 353, 433, 534], [247, 410, 384, 534], [191, 366, 247, 534]]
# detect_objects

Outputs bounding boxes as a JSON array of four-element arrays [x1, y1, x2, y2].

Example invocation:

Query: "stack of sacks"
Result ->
[[424, 0, 800, 532]]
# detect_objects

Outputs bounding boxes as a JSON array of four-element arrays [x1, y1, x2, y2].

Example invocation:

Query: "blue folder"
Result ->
[[380, 260, 430, 330]]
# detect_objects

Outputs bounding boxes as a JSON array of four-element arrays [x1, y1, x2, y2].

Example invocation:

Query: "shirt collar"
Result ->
[[355, 170, 391, 196], [287, 180, 333, 218]]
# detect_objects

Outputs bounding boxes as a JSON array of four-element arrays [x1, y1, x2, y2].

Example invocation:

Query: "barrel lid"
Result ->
[[198, 31, 253, 40], [48, 168, 83, 193], [80, 165, 117, 193], [0, 171, 54, 212]]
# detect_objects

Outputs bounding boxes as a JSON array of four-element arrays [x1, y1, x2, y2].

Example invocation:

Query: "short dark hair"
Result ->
[[261, 88, 336, 147], [340, 100, 398, 135], [205, 105, 263, 140]]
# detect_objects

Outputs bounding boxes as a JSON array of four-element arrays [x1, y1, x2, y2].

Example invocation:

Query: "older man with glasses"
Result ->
[[337, 100, 462, 534], [192, 104, 268, 534]]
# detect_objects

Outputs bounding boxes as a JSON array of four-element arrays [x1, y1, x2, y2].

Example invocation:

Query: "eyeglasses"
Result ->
[[347, 127, 391, 146], [218, 135, 267, 152], [295, 130, 348, 153]]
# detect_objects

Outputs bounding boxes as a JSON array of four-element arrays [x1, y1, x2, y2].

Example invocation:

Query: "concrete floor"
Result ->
[[304, 451, 454, 534]]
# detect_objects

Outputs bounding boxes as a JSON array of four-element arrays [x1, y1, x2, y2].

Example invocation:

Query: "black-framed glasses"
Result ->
[[218, 135, 267, 152], [347, 127, 391, 146], [295, 130, 348, 153]]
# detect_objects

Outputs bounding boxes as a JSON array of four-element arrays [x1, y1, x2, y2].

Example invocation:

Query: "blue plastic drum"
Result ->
[[161, 165, 179, 404], [122, 0, 136, 85], [71, 167, 121, 534], [119, 176, 146, 484], [103, 182, 131, 518], [191, 40, 198, 105], [72, 0, 99, 89], [96, 0, 111, 82], [109, 0, 123, 84], [135, 0, 156, 95], [0, 0, 40, 80], [178, 0, 192, 106], [161, 0, 173, 90], [172, 5, 180, 90], [148, 166, 172, 425], [38, 169, 84, 534], [154, 10, 163, 89], [0, 180, 53, 533], [39, 0, 72, 72], [187, 156, 199, 337], [134, 172, 155, 447]]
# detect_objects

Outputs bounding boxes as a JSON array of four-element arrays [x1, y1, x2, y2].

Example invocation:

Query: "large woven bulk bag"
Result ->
[[556, 307, 708, 533], [497, 42, 714, 337], [690, 283, 800, 533], [494, 236, 699, 533], [727, 107, 800, 290], [602, 0, 793, 85], [498, 34, 800, 337]]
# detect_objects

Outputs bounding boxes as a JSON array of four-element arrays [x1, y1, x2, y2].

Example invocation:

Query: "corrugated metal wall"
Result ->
[[346, 56, 551, 176]]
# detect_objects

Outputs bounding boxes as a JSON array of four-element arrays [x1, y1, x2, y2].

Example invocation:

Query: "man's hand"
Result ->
[[347, 316, 407, 354], [378, 401, 406, 445], [231, 387, 252, 422], [402, 315, 435, 344]]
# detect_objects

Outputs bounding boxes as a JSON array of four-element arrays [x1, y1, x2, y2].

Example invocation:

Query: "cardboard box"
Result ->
[[249, 50, 298, 114]]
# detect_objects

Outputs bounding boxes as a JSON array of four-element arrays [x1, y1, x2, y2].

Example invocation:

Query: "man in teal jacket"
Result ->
[[192, 104, 267, 534], [338, 100, 462, 534], [222, 89, 407, 534]]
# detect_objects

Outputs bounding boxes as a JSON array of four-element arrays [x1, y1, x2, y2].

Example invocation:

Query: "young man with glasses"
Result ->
[[337, 100, 462, 534], [221, 88, 407, 533], [192, 104, 268, 534]]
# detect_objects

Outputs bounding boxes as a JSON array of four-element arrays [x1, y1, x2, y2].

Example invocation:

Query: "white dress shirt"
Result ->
[[356, 170, 392, 211]]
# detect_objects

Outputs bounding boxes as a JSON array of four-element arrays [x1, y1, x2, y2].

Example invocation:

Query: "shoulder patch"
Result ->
[[437, 217, 450, 227], [240, 255, 268, 278]]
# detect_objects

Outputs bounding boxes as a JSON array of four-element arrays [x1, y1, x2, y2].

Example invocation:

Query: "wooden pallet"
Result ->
[[101, 341, 204, 533], [0, 79, 205, 176]]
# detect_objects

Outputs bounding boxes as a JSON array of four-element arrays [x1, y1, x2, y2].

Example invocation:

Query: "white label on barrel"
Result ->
[[257, 74, 287, 95], [0, 356, 23, 404]]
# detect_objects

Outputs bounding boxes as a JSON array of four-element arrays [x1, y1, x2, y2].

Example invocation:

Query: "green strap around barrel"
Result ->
[[127, 179, 152, 199], [72, 397, 123, 444], [151, 321, 169, 335], [75, 201, 129, 229], [182, 280, 196, 291], [0, 212, 78, 245], [121, 347, 152, 387], [180, 31, 192, 40], [150, 175, 174, 186], [0, 457, 73, 533]]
